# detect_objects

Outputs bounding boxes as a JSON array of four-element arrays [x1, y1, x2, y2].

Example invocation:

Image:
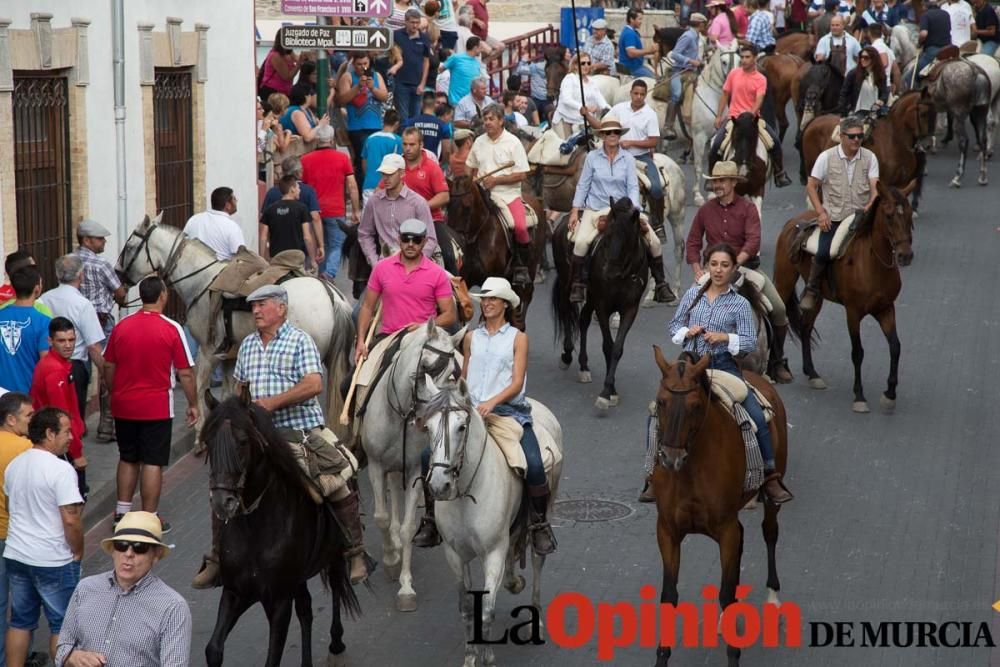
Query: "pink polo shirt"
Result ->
[[368, 254, 453, 334]]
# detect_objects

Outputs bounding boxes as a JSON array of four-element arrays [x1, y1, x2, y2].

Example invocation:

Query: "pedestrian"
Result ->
[[0, 392, 34, 663], [262, 157, 324, 268], [392, 8, 432, 121], [359, 154, 437, 269], [442, 37, 486, 106], [259, 175, 320, 264], [972, 0, 1000, 55], [182, 187, 246, 261], [582, 19, 616, 75], [103, 277, 199, 533], [401, 127, 450, 224], [335, 52, 388, 185], [0, 266, 51, 394], [4, 407, 83, 667], [360, 109, 404, 205], [29, 317, 88, 499], [942, 0, 975, 46], [618, 8, 658, 78], [402, 91, 452, 158], [0, 252, 52, 315], [302, 125, 359, 281], [54, 511, 191, 667]]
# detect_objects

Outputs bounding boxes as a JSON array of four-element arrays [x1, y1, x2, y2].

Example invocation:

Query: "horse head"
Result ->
[[730, 112, 758, 171], [653, 25, 685, 60], [602, 197, 645, 279], [419, 375, 476, 500], [867, 180, 916, 267], [409, 319, 464, 405], [800, 62, 841, 124], [544, 46, 568, 99], [115, 212, 169, 286], [652, 346, 712, 472]]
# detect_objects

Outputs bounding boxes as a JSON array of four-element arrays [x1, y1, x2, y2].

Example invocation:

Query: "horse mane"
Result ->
[[418, 379, 467, 421], [600, 198, 645, 280], [663, 352, 711, 448], [853, 187, 910, 237]]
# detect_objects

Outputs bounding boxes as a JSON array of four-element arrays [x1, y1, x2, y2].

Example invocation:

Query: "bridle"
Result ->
[[424, 401, 487, 503], [869, 195, 911, 269], [208, 424, 273, 519], [655, 377, 711, 470]]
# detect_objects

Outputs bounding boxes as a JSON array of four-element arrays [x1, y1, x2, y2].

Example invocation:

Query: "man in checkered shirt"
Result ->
[[191, 284, 369, 589]]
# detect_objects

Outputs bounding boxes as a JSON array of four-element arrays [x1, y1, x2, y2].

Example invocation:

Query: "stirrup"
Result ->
[[412, 516, 442, 547], [529, 521, 557, 555], [761, 472, 794, 505]]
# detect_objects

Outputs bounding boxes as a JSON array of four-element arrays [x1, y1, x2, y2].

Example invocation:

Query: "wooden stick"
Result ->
[[475, 160, 516, 182], [339, 300, 382, 426]]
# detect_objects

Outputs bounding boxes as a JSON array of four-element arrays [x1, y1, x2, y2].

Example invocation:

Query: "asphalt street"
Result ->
[[78, 129, 1000, 666]]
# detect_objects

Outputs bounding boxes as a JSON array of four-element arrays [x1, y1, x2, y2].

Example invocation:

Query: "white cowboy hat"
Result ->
[[595, 116, 630, 134], [704, 160, 747, 181], [469, 276, 521, 309], [100, 511, 172, 556]]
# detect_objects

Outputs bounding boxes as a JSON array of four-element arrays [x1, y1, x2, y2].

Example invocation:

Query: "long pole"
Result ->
[[569, 0, 592, 144]]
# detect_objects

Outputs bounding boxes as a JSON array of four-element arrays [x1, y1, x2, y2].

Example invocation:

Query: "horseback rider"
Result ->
[[663, 12, 708, 142], [192, 284, 370, 589], [567, 116, 675, 305], [668, 243, 793, 504], [686, 161, 792, 383], [610, 80, 668, 223], [802, 116, 880, 312], [815, 15, 863, 75], [466, 103, 534, 288], [916, 0, 953, 80], [413, 277, 557, 555], [838, 46, 890, 118], [711, 43, 793, 188]]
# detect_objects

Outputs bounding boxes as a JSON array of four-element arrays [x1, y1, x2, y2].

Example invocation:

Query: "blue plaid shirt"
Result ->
[[668, 283, 757, 357], [233, 320, 325, 430], [75, 246, 122, 316], [746, 12, 776, 50]]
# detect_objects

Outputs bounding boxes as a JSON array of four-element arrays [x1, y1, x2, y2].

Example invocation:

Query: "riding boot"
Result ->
[[799, 257, 829, 313], [512, 242, 532, 288], [647, 253, 677, 304], [412, 480, 442, 547], [638, 476, 656, 503], [569, 255, 588, 304], [527, 484, 557, 555], [330, 490, 370, 584], [192, 513, 223, 589], [770, 145, 793, 188], [761, 469, 794, 505], [96, 386, 116, 443], [663, 102, 679, 140], [768, 324, 794, 383]]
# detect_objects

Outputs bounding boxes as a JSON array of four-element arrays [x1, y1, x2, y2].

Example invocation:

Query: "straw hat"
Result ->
[[470, 277, 521, 309], [101, 511, 171, 556], [704, 161, 746, 181], [596, 116, 629, 134]]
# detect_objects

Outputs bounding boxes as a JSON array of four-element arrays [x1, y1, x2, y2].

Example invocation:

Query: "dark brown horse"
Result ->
[[773, 180, 916, 413], [794, 61, 846, 183], [714, 111, 769, 215], [775, 30, 813, 61], [759, 53, 805, 142], [801, 91, 936, 211], [446, 175, 546, 329], [650, 347, 789, 667]]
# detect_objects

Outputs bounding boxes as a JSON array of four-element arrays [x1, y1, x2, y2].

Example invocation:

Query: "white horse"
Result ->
[[115, 215, 355, 439], [890, 23, 919, 70], [359, 320, 464, 612], [421, 376, 563, 667], [967, 53, 1000, 159], [689, 46, 741, 207]]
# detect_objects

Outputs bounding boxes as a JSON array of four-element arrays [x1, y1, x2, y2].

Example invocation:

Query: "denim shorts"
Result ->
[[5, 558, 80, 633]]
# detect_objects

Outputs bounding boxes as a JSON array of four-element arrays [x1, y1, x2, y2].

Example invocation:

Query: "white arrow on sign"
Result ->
[[369, 30, 387, 47], [371, 0, 388, 12]]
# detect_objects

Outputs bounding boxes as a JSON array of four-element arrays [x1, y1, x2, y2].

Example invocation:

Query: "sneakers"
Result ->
[[159, 518, 173, 534], [112, 513, 125, 529]]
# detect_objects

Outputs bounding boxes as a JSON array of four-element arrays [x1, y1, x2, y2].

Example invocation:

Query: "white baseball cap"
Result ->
[[378, 153, 406, 174]]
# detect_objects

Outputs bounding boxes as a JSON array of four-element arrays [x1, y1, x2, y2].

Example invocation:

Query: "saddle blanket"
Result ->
[[484, 409, 562, 479], [635, 153, 675, 194], [695, 267, 774, 313], [719, 118, 775, 157], [209, 248, 306, 297], [493, 195, 539, 232], [803, 211, 857, 259], [528, 128, 576, 166]]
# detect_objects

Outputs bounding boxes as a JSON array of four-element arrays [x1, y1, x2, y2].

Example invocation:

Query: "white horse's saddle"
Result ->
[[804, 211, 856, 259], [704, 369, 774, 427], [719, 117, 775, 158], [485, 411, 562, 478], [635, 153, 674, 194], [695, 267, 774, 313], [527, 128, 575, 166]]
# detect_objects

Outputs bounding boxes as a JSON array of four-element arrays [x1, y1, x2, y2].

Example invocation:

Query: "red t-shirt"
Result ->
[[733, 5, 749, 35], [104, 310, 193, 421], [467, 0, 489, 39], [29, 353, 84, 460], [301, 147, 354, 218], [0, 285, 13, 302], [723, 67, 768, 118], [403, 155, 449, 222]]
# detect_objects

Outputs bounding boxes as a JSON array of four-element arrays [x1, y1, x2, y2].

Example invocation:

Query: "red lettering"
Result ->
[[596, 602, 638, 660], [638, 585, 658, 647], [762, 601, 802, 647], [659, 601, 701, 648], [700, 585, 720, 647], [546, 592, 595, 649], [720, 602, 761, 649]]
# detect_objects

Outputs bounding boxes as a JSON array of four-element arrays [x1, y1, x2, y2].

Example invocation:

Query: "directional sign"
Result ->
[[281, 0, 390, 18], [279, 26, 393, 52]]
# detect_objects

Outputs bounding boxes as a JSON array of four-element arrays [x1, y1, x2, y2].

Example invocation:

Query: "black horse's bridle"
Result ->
[[208, 426, 273, 519]]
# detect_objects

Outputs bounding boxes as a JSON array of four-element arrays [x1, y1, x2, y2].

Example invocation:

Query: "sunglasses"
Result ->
[[580, 62, 592, 66], [112, 540, 153, 555], [400, 234, 426, 245], [602, 129, 623, 135], [844, 133, 864, 140], [859, 55, 871, 60]]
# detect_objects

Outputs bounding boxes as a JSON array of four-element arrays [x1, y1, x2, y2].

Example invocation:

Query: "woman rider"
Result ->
[[666, 243, 793, 505], [838, 46, 889, 118], [413, 277, 557, 555]]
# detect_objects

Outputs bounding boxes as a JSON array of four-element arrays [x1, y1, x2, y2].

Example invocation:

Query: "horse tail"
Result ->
[[323, 283, 357, 442], [319, 533, 363, 619], [550, 222, 579, 345], [784, 288, 821, 348]]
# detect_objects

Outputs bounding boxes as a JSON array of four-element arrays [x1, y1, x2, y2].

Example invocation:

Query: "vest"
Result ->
[[823, 146, 875, 221], [466, 324, 528, 409]]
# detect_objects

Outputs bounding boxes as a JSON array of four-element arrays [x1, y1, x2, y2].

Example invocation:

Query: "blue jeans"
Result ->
[[981, 41, 999, 57], [629, 64, 655, 78], [395, 83, 422, 121], [709, 354, 775, 465], [669, 70, 684, 104], [915, 45, 940, 79], [634, 153, 664, 200], [6, 558, 80, 634], [322, 217, 347, 279]]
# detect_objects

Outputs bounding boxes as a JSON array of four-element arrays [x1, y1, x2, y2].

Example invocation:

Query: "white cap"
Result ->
[[378, 153, 406, 174], [399, 218, 428, 236], [592, 18, 608, 29]]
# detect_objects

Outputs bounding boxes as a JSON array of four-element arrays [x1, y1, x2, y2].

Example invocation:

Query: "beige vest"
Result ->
[[823, 147, 875, 221]]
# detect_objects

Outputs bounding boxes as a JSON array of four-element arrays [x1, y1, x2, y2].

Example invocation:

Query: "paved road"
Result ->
[[77, 131, 1000, 667]]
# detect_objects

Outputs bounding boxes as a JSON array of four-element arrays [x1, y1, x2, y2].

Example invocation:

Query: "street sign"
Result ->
[[281, 0, 390, 18], [279, 25, 393, 52]]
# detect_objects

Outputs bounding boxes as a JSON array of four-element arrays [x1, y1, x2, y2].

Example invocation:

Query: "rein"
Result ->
[[656, 380, 711, 468], [425, 403, 487, 504], [117, 222, 221, 308], [209, 430, 274, 519]]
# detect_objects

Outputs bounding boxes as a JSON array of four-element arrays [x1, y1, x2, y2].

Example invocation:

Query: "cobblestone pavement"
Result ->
[[73, 133, 1000, 666]]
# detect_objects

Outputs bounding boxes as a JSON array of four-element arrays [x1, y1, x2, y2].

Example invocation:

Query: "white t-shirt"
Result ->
[[610, 100, 660, 157], [183, 210, 246, 261], [4, 448, 83, 567], [552, 74, 610, 126], [943, 0, 975, 46], [811, 145, 880, 184], [40, 284, 106, 362], [770, 0, 787, 28], [872, 38, 895, 70]]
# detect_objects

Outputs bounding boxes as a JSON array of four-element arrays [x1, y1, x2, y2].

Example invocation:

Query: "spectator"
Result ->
[[583, 19, 616, 75], [392, 8, 433, 121], [618, 8, 657, 77], [0, 266, 50, 393], [103, 277, 198, 534], [502, 90, 529, 126], [183, 186, 246, 261], [514, 49, 551, 121], [335, 52, 389, 186], [262, 157, 324, 267], [266, 92, 290, 119], [361, 109, 404, 204], [280, 83, 328, 144], [770, 0, 787, 32], [29, 317, 87, 499], [942, 0, 975, 46], [257, 97, 292, 162], [0, 252, 52, 315], [454, 76, 496, 128], [260, 175, 320, 266], [359, 154, 436, 268], [732, 0, 751, 36], [388, 0, 414, 30], [972, 0, 1000, 55], [506, 74, 540, 124], [810, 0, 850, 23], [401, 127, 451, 226], [443, 36, 485, 105], [258, 40, 300, 100], [55, 511, 192, 667], [456, 12, 476, 56], [297, 59, 318, 88], [40, 255, 105, 423], [434, 0, 461, 50], [4, 407, 83, 667], [0, 392, 33, 664], [787, 0, 810, 31], [302, 125, 359, 280], [403, 92, 452, 158]]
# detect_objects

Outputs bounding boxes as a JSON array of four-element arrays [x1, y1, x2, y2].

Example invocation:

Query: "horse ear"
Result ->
[[692, 353, 712, 375], [653, 345, 671, 376], [152, 211, 164, 226], [424, 373, 440, 396], [426, 317, 436, 337], [237, 384, 252, 407], [899, 178, 918, 198], [458, 377, 469, 397], [204, 388, 219, 412], [449, 325, 467, 350]]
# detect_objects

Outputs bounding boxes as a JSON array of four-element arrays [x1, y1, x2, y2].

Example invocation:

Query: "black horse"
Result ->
[[795, 61, 845, 183], [202, 394, 360, 667], [551, 197, 648, 411]]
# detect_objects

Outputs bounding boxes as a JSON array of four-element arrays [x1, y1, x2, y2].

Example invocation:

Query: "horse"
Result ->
[[446, 176, 546, 329], [551, 197, 648, 411], [759, 52, 806, 143], [114, 215, 355, 440], [359, 320, 464, 612], [688, 46, 741, 206], [650, 347, 789, 667], [966, 53, 1000, 160], [800, 91, 936, 212], [201, 394, 360, 667], [717, 110, 771, 217], [419, 376, 563, 667], [776, 30, 814, 61], [794, 61, 845, 184], [773, 180, 916, 412]]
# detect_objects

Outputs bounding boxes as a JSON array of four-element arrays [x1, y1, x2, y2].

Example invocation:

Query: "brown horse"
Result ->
[[759, 52, 806, 142], [773, 180, 916, 413], [650, 347, 788, 667], [446, 175, 546, 329], [800, 91, 936, 211], [775, 30, 813, 61], [713, 111, 769, 215]]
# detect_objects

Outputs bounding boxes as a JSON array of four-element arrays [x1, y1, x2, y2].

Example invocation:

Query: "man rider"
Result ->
[[802, 117, 879, 312], [664, 13, 707, 141], [815, 15, 863, 74], [916, 0, 953, 78], [711, 44, 793, 188]]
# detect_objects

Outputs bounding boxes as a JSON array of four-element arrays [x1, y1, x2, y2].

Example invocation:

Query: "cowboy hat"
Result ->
[[704, 160, 746, 181], [101, 511, 172, 556], [469, 276, 521, 309], [596, 116, 629, 134]]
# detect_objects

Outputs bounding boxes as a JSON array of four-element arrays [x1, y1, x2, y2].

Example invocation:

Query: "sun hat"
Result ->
[[704, 161, 746, 181], [377, 153, 406, 174], [399, 218, 428, 236], [101, 511, 171, 556], [78, 219, 112, 238], [596, 115, 629, 134], [246, 284, 288, 302], [592, 18, 608, 29], [469, 276, 521, 309]]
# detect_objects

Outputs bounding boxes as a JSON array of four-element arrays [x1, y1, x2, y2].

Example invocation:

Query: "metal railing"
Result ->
[[484, 25, 561, 98]]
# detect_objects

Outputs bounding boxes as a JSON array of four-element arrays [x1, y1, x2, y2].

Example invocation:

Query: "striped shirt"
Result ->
[[75, 246, 122, 316], [54, 570, 191, 667], [583, 35, 616, 72], [746, 12, 776, 50], [668, 283, 757, 357], [233, 320, 325, 430]]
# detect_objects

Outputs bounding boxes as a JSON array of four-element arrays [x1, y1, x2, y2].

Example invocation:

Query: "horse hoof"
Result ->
[[880, 394, 896, 414], [327, 650, 348, 667], [852, 401, 871, 413], [595, 396, 611, 411], [979, 177, 989, 186], [742, 497, 759, 511], [559, 358, 570, 370], [384, 561, 401, 582], [808, 377, 827, 390], [396, 592, 419, 612], [949, 178, 961, 188], [609, 394, 620, 407], [578, 371, 592, 384], [505, 574, 526, 594]]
